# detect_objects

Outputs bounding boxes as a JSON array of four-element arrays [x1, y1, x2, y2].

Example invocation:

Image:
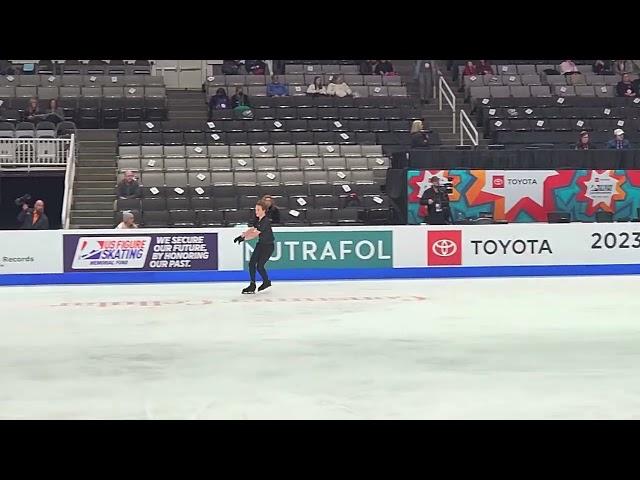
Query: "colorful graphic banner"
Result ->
[[243, 230, 393, 269], [407, 169, 640, 224], [63, 233, 218, 272]]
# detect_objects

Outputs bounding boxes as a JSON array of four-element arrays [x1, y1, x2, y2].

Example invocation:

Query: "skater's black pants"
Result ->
[[249, 242, 274, 283]]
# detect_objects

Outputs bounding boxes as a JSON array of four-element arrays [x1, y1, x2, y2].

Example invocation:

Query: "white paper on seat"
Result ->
[[207, 76, 214, 82], [0, 100, 3, 107], [259, 146, 268, 153], [618, 120, 625, 127], [373, 196, 384, 204], [604, 108, 611, 115], [482, 98, 490, 105], [375, 158, 385, 165], [195, 187, 205, 195], [494, 121, 502, 127], [111, 76, 118, 83], [340, 133, 349, 140], [307, 158, 316, 166], [128, 88, 136, 94], [501, 66, 508, 72], [560, 86, 567, 93], [146, 122, 154, 129], [509, 76, 516, 81], [274, 121, 283, 128], [374, 87, 381, 93], [150, 187, 159, 195], [525, 109, 533, 115], [212, 134, 220, 140], [601, 87, 607, 93], [289, 209, 300, 217], [326, 146, 335, 152], [48, 76, 55, 82], [89, 76, 97, 82], [197, 173, 206, 181], [295, 86, 302, 92], [207, 122, 215, 129], [296, 198, 307, 206], [557, 97, 565, 104], [6, 75, 14, 82], [307, 66, 313, 72], [147, 159, 156, 167], [174, 187, 185, 195], [336, 171, 346, 179], [237, 159, 247, 166], [342, 184, 352, 192], [576, 120, 584, 127], [266, 173, 276, 180], [635, 98, 640, 104], [470, 76, 477, 81], [536, 120, 544, 127], [334, 121, 342, 127], [488, 109, 496, 115], [194, 146, 203, 153]]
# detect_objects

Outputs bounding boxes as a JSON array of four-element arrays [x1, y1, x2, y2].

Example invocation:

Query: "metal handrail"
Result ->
[[61, 134, 77, 229], [459, 109, 479, 147], [438, 76, 456, 134]]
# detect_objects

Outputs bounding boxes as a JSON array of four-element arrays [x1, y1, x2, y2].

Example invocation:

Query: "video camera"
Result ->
[[14, 194, 31, 207], [441, 176, 454, 195]]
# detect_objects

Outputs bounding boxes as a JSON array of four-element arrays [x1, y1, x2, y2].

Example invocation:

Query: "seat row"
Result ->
[[0, 86, 166, 100], [208, 107, 424, 122], [468, 85, 622, 101], [119, 143, 384, 158], [206, 74, 403, 87], [0, 121, 76, 138], [206, 85, 407, 99], [0, 75, 164, 88]]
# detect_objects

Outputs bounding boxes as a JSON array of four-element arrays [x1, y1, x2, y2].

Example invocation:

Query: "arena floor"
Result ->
[[1, 276, 640, 419]]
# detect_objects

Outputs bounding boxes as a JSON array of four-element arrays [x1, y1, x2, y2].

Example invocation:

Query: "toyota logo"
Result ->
[[432, 239, 458, 257], [494, 178, 504, 186]]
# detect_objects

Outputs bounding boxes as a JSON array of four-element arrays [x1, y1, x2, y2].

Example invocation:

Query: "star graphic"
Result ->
[[575, 170, 626, 215]]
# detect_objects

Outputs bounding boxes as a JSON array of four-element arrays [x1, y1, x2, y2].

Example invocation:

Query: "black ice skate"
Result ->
[[258, 281, 272, 292], [242, 283, 256, 294]]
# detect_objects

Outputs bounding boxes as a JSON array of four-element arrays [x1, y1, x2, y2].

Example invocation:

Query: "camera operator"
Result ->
[[419, 176, 451, 225], [17, 199, 50, 230]]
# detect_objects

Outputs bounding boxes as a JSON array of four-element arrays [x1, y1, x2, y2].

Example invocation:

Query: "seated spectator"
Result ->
[[24, 97, 40, 121], [266, 75, 289, 97], [231, 86, 250, 109], [209, 88, 231, 114], [360, 60, 375, 75], [245, 60, 266, 75], [613, 60, 633, 76], [116, 170, 142, 199], [46, 98, 64, 123], [221, 60, 242, 75], [593, 60, 613, 75], [560, 60, 580, 76], [477, 60, 494, 75], [462, 61, 477, 76], [374, 60, 394, 75], [616, 73, 637, 97], [116, 211, 138, 229], [607, 129, 631, 149], [410, 120, 429, 148], [327, 74, 352, 98], [576, 131, 592, 150], [307, 76, 327, 95]]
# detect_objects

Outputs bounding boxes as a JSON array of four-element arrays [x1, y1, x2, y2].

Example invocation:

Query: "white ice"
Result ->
[[1, 275, 640, 420]]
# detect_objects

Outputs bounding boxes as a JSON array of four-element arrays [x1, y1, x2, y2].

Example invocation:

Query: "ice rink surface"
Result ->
[[1, 275, 640, 420]]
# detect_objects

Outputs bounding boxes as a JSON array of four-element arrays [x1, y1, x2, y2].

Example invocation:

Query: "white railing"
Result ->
[[459, 109, 479, 147], [0, 138, 71, 170], [61, 134, 77, 229], [438, 75, 456, 134]]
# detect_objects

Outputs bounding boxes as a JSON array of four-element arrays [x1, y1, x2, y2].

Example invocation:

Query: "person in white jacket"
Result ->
[[327, 74, 352, 98], [307, 76, 328, 95]]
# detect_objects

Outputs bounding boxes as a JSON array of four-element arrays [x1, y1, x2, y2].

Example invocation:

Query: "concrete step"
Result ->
[[70, 217, 114, 226], [76, 173, 115, 181], [75, 194, 115, 202], [76, 165, 115, 172], [71, 210, 110, 218], [75, 180, 115, 187], [77, 129, 118, 141], [74, 201, 115, 210], [77, 160, 116, 167], [75, 187, 115, 195]]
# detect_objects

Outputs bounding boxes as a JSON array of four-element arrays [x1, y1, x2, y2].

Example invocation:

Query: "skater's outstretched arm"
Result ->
[[243, 229, 260, 241]]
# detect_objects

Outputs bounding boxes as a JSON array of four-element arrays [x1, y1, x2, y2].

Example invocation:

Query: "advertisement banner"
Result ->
[[407, 169, 640, 224], [0, 231, 62, 274], [243, 230, 393, 269], [63, 233, 218, 272]]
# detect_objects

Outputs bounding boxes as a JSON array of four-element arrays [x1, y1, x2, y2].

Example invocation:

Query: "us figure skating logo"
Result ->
[[71, 236, 151, 269]]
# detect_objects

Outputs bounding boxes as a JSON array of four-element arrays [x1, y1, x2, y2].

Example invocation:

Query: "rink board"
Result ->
[[2, 224, 640, 285]]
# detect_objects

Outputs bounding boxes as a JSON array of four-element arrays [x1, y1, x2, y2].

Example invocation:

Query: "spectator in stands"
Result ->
[[462, 61, 477, 76], [477, 60, 494, 75], [374, 60, 394, 76], [266, 75, 289, 97], [116, 171, 142, 199], [307, 76, 327, 95], [245, 60, 266, 75], [607, 129, 631, 149], [116, 211, 138, 229], [24, 97, 40, 121], [560, 60, 580, 76], [231, 86, 250, 109], [261, 195, 281, 224], [593, 60, 613, 75], [613, 60, 634, 76], [208, 88, 231, 115], [222, 60, 242, 75], [576, 131, 592, 150], [617, 74, 637, 97], [410, 120, 429, 148], [18, 199, 49, 230], [327, 75, 353, 98], [360, 60, 375, 75], [46, 98, 64, 123]]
